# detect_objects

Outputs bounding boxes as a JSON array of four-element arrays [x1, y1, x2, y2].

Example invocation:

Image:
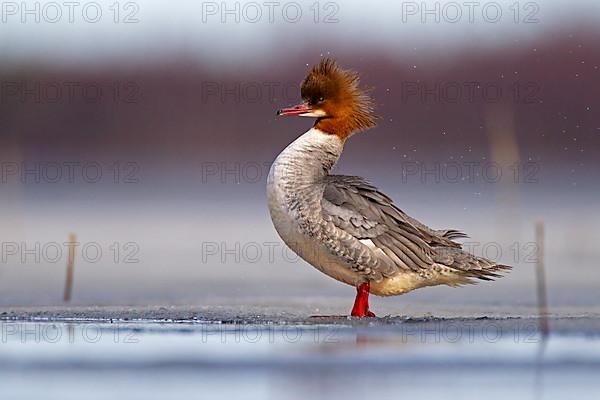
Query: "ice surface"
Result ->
[[1, 305, 599, 400]]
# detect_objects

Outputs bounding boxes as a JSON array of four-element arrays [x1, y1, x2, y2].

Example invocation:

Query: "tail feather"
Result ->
[[433, 246, 512, 283], [439, 229, 469, 240]]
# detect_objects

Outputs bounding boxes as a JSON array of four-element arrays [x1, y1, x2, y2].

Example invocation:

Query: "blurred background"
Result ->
[[0, 0, 598, 310]]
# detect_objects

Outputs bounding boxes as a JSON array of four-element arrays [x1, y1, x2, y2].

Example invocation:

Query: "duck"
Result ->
[[267, 58, 510, 317]]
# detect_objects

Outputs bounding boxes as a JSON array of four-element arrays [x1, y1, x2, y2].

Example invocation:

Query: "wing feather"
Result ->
[[316, 175, 510, 282]]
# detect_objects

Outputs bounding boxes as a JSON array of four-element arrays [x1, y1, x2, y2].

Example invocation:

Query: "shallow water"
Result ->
[[1, 309, 599, 400]]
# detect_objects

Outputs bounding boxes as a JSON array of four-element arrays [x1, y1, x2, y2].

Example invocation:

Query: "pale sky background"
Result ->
[[1, 0, 599, 69]]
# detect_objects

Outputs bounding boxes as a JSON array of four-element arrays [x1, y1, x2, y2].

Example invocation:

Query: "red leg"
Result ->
[[351, 282, 376, 317]]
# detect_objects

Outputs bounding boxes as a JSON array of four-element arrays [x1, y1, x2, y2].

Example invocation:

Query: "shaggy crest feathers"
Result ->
[[301, 58, 377, 141]]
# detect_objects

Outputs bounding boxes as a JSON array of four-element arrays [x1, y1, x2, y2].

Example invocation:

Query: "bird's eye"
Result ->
[[318, 96, 324, 102]]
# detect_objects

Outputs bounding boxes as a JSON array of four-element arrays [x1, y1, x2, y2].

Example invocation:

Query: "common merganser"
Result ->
[[267, 59, 510, 317]]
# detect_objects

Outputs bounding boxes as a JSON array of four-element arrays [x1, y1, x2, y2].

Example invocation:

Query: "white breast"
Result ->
[[266, 129, 362, 286]]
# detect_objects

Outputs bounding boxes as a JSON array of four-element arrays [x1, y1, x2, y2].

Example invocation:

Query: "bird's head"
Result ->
[[277, 58, 377, 141]]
